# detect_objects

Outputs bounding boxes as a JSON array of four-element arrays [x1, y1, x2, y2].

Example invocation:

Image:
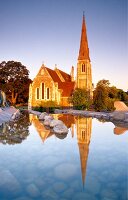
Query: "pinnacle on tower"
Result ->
[[78, 13, 90, 61]]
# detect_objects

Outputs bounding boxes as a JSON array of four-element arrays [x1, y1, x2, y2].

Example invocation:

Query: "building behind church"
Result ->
[[28, 14, 92, 108]]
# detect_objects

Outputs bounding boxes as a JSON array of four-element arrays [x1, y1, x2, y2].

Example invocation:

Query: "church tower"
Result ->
[[76, 117, 92, 186], [77, 14, 92, 95]]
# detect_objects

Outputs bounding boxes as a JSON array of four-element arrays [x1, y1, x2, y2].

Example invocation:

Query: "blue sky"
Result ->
[[0, 0, 127, 91]]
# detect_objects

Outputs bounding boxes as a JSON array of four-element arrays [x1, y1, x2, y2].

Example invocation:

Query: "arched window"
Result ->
[[42, 83, 44, 99], [81, 130, 85, 140], [82, 64, 85, 72], [47, 88, 50, 99], [36, 88, 40, 99]]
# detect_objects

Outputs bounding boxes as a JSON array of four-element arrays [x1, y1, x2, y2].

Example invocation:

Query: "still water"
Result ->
[[0, 113, 127, 200]]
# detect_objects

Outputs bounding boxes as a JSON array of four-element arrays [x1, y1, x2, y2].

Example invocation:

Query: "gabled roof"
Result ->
[[55, 69, 71, 82], [45, 67, 61, 83], [45, 67, 75, 97]]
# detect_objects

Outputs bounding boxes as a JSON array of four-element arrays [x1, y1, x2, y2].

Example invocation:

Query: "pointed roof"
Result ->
[[78, 143, 89, 187], [78, 14, 90, 61]]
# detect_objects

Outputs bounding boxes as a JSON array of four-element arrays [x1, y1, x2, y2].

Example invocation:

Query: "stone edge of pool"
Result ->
[[0, 107, 20, 125], [1, 107, 128, 128], [54, 109, 128, 128]]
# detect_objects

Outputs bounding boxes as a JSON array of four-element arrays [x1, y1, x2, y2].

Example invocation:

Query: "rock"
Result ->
[[53, 124, 68, 134], [85, 176, 101, 195], [14, 197, 32, 200], [73, 192, 98, 200], [54, 109, 61, 114], [124, 118, 128, 123], [44, 115, 54, 121], [102, 114, 110, 120], [11, 110, 20, 120], [39, 112, 48, 120], [62, 188, 74, 199], [44, 119, 53, 126], [0, 169, 21, 196], [55, 132, 68, 139], [54, 163, 77, 179], [50, 119, 63, 128], [101, 188, 118, 199], [112, 112, 125, 121], [26, 183, 40, 198], [41, 188, 59, 200], [53, 182, 67, 192]]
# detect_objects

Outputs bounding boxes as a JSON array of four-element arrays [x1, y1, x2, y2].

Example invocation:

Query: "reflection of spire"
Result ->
[[78, 143, 89, 186], [76, 117, 92, 187]]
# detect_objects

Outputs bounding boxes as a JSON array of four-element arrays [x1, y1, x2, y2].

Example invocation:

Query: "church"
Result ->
[[28, 14, 92, 108]]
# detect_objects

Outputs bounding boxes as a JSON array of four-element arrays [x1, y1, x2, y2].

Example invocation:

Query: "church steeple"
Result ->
[[76, 14, 92, 95], [76, 117, 92, 187], [78, 13, 90, 61]]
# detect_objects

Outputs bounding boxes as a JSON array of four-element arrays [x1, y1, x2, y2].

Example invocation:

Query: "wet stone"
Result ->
[[39, 112, 48, 120], [62, 188, 74, 199], [50, 119, 63, 128], [71, 180, 81, 191], [53, 124, 68, 134], [0, 169, 21, 197], [42, 188, 59, 200], [85, 176, 101, 194], [44, 119, 52, 126], [101, 188, 118, 199], [14, 197, 32, 200], [53, 182, 67, 193], [54, 163, 77, 180], [34, 177, 46, 189], [26, 183, 40, 198], [73, 192, 98, 200]]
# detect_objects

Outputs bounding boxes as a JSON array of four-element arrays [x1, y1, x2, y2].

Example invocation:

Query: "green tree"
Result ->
[[0, 61, 31, 105], [108, 86, 118, 99], [117, 89, 128, 101], [93, 84, 108, 111], [93, 79, 115, 111], [97, 79, 110, 87], [69, 88, 92, 110]]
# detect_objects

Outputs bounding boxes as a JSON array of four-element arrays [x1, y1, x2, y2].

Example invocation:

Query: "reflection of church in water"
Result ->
[[30, 114, 92, 187]]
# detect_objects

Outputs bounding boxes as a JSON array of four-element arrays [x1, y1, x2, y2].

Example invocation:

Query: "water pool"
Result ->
[[0, 113, 127, 200]]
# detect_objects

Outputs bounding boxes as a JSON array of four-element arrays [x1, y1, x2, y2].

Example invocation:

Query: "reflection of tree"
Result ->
[[0, 112, 30, 145]]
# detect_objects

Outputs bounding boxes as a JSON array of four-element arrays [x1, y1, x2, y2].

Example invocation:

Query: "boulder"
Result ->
[[11, 110, 20, 120], [39, 112, 48, 120], [55, 132, 68, 139], [53, 124, 68, 134], [124, 118, 128, 123], [43, 119, 53, 126], [44, 115, 54, 121], [112, 112, 125, 121], [50, 119, 63, 128]]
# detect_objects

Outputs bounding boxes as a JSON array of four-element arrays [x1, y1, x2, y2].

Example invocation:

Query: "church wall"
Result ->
[[29, 68, 60, 107]]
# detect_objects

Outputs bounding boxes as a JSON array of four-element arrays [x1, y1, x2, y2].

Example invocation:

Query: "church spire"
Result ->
[[78, 13, 90, 61]]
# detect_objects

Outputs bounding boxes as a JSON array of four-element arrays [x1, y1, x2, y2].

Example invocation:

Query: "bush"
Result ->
[[33, 101, 58, 113], [69, 88, 92, 110]]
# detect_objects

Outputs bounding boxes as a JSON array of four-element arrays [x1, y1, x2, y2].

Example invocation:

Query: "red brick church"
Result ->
[[28, 14, 92, 108]]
